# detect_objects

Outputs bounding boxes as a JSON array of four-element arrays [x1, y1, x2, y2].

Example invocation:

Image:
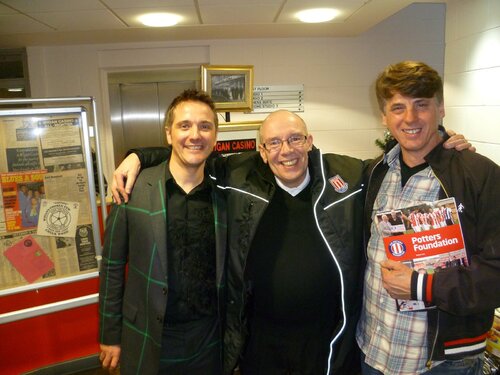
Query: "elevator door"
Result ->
[[109, 80, 196, 166]]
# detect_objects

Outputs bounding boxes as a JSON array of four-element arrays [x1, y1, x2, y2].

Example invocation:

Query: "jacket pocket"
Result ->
[[122, 299, 138, 324]]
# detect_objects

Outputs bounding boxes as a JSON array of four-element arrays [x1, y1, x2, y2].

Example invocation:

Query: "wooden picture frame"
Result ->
[[218, 120, 260, 132], [201, 65, 254, 112]]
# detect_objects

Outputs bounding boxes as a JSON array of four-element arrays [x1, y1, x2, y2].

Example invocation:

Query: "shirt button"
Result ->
[[157, 315, 163, 324], [379, 298, 384, 303], [162, 287, 167, 295], [376, 326, 381, 332]]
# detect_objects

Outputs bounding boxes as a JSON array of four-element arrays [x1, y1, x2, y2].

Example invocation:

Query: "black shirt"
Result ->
[[245, 182, 340, 332], [400, 152, 429, 187], [164, 166, 216, 323]]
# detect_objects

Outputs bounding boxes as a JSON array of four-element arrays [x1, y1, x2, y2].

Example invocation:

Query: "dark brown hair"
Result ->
[[375, 61, 443, 113], [164, 89, 218, 129]]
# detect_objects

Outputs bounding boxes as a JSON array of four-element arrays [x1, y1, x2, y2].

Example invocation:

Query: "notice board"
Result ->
[[0, 106, 102, 292]]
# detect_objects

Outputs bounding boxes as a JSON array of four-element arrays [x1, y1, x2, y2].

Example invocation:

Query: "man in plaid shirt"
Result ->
[[357, 61, 500, 375]]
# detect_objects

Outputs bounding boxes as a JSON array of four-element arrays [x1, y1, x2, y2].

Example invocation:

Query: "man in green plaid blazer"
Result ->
[[98, 90, 227, 375]]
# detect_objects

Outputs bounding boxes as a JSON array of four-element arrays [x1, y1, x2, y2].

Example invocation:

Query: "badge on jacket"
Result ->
[[329, 174, 348, 193]]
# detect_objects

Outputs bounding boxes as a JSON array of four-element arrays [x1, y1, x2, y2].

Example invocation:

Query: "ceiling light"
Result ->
[[8, 88, 24, 92], [138, 13, 181, 27], [296, 8, 339, 23]]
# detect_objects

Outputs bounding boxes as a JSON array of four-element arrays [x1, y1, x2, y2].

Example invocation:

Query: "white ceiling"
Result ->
[[0, 0, 443, 48]]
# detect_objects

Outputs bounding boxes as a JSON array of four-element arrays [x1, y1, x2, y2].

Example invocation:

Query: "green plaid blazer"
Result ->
[[98, 159, 227, 375]]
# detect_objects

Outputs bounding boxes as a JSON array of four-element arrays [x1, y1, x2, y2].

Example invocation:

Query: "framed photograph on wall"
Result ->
[[201, 65, 254, 112]]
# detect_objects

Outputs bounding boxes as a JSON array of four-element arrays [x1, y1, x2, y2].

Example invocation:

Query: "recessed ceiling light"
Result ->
[[138, 13, 181, 27], [296, 8, 339, 23]]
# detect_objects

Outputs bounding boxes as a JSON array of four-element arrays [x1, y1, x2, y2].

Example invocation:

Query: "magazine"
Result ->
[[378, 197, 468, 311], [0, 170, 46, 232]]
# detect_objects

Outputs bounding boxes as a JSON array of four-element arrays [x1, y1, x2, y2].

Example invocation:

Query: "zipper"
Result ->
[[425, 168, 448, 367], [213, 186, 225, 368], [238, 187, 273, 334], [363, 157, 384, 260], [427, 309, 441, 369], [313, 152, 347, 375], [430, 169, 450, 199]]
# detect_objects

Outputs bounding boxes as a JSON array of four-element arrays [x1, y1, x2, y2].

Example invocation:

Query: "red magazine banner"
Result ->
[[384, 224, 465, 262]]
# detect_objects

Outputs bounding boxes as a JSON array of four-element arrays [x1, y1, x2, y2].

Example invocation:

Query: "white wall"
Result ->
[[444, 0, 500, 164], [26, 3, 446, 183]]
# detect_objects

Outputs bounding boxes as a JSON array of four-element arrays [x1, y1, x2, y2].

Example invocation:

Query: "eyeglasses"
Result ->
[[262, 135, 308, 152]]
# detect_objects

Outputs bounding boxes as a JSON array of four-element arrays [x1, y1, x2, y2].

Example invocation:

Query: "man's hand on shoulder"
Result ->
[[444, 129, 476, 152], [112, 153, 141, 204]]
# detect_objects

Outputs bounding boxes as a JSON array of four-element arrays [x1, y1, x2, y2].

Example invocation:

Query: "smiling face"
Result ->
[[258, 110, 313, 188], [382, 92, 444, 167], [166, 100, 217, 173]]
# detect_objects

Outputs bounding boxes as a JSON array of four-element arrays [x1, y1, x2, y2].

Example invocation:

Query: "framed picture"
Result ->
[[218, 121, 260, 132], [201, 65, 254, 112]]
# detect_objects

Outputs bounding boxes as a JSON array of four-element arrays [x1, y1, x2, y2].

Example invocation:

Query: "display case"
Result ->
[[0, 97, 106, 374]]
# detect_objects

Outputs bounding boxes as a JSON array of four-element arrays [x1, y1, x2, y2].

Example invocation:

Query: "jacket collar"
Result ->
[[307, 146, 322, 177], [424, 128, 450, 163]]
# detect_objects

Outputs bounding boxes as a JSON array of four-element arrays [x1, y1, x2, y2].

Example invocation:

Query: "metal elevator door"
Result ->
[[109, 80, 196, 166]]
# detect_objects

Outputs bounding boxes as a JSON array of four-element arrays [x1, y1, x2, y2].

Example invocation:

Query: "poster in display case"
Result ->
[[0, 105, 102, 292]]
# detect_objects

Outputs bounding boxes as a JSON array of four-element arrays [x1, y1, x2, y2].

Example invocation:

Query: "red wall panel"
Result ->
[[0, 270, 101, 374]]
